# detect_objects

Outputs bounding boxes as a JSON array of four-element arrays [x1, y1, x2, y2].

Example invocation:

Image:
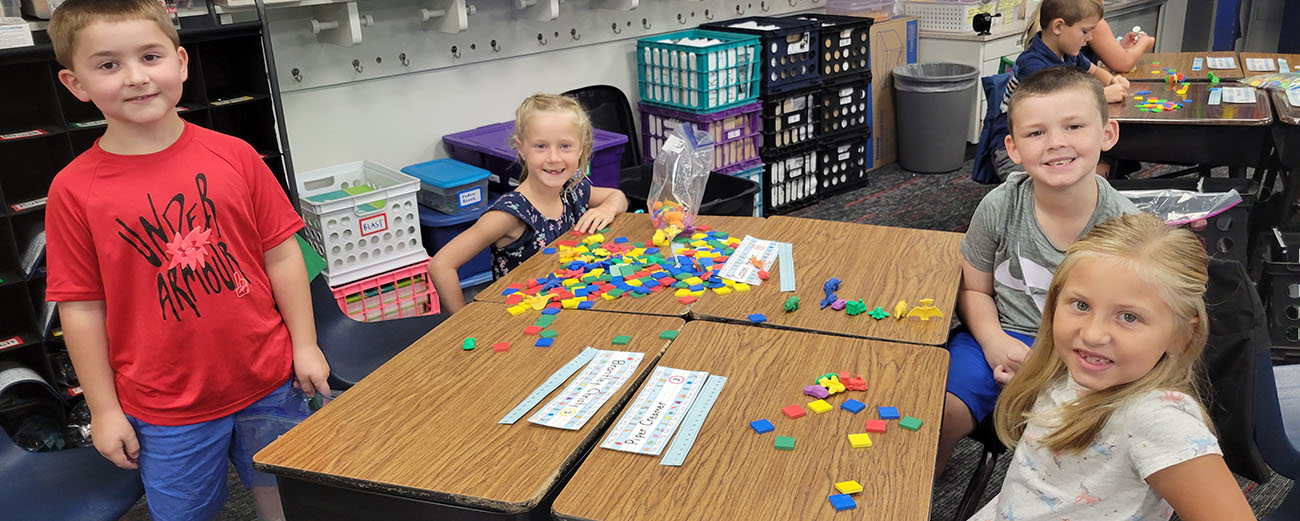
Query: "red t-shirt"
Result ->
[[45, 123, 303, 426]]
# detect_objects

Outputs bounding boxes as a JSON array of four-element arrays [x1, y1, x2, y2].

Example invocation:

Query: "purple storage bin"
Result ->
[[441, 121, 628, 188], [639, 102, 762, 174]]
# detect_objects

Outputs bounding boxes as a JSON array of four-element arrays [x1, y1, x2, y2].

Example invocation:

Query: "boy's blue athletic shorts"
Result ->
[[944, 329, 1036, 423], [126, 378, 313, 521]]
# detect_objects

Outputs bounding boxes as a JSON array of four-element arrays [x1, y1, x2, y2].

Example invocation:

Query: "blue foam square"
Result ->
[[750, 419, 775, 434], [828, 494, 856, 511], [542, 247, 556, 254], [645, 247, 660, 255], [574, 288, 588, 297], [878, 406, 900, 420], [614, 237, 629, 244], [535, 337, 554, 347], [840, 399, 866, 414], [541, 308, 561, 315], [577, 301, 593, 309], [748, 313, 767, 324], [501, 288, 518, 296]]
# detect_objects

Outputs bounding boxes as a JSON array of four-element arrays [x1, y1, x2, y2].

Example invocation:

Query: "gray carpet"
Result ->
[[119, 157, 1294, 520]]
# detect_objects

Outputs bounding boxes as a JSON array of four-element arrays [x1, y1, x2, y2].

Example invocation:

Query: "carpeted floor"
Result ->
[[119, 155, 1294, 520]]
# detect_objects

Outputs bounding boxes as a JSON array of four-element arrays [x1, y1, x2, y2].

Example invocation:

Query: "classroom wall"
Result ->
[[280, 39, 638, 172]]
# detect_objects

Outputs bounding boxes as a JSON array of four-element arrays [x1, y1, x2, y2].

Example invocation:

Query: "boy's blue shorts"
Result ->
[[944, 329, 1035, 423], [126, 378, 313, 521]]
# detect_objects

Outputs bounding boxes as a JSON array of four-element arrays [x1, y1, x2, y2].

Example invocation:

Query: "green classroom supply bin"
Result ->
[[636, 29, 762, 113]]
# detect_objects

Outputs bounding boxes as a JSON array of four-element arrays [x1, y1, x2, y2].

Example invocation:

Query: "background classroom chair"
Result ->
[[300, 236, 444, 390], [562, 84, 643, 169], [0, 426, 144, 521]]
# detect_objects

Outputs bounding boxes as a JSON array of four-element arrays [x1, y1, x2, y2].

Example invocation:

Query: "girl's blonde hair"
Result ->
[[1022, 0, 1105, 48], [993, 213, 1212, 453], [509, 93, 595, 184]]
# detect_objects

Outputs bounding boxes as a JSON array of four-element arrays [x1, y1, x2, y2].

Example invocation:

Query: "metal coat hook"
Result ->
[[399, 53, 409, 66], [735, 4, 745, 15], [642, 18, 651, 29], [352, 59, 363, 73], [537, 33, 548, 45], [786, 0, 796, 7], [291, 68, 302, 82], [761, 1, 770, 11], [570, 28, 581, 40], [677, 13, 686, 24], [611, 22, 621, 34], [491, 39, 501, 52], [451, 45, 461, 58], [704, 8, 713, 19]]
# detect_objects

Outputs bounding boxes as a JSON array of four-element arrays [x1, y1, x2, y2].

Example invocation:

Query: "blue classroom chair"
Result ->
[[0, 427, 144, 521]]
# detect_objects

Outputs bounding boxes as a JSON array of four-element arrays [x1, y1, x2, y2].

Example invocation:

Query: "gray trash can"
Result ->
[[893, 63, 979, 174]]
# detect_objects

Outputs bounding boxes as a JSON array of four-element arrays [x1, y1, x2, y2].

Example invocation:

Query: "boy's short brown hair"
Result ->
[[49, 0, 179, 70], [1006, 66, 1109, 136]]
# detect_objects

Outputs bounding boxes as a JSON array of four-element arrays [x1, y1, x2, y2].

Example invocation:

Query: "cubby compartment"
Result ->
[[209, 98, 279, 155], [196, 37, 270, 103], [0, 282, 38, 353], [0, 61, 64, 138], [0, 137, 71, 213], [68, 127, 104, 155], [0, 221, 22, 285], [11, 211, 45, 279], [179, 106, 211, 127], [53, 73, 106, 130]]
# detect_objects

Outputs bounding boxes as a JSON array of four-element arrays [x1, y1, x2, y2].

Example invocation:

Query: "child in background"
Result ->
[[936, 66, 1139, 475], [430, 94, 628, 314], [970, 213, 1255, 521], [44, 1, 329, 520], [981, 0, 1130, 181]]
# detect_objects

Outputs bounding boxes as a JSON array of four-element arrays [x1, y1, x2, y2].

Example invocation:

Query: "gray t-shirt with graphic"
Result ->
[[961, 173, 1140, 335]]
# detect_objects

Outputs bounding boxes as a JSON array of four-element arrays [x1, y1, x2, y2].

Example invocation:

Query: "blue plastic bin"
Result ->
[[441, 121, 628, 189], [419, 193, 500, 288], [401, 158, 490, 214]]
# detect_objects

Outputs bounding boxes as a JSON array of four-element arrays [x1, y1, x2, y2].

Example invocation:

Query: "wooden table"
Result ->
[[551, 321, 949, 521], [1106, 82, 1273, 171], [474, 213, 767, 317], [254, 304, 684, 521], [690, 216, 963, 346], [1123, 52, 1244, 81], [1237, 52, 1300, 77]]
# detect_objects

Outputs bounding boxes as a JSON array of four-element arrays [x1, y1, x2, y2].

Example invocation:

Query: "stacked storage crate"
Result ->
[[636, 29, 764, 216], [702, 16, 822, 215], [296, 161, 441, 322], [785, 13, 875, 196]]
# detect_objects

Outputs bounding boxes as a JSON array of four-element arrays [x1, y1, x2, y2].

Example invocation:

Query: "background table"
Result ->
[[1107, 81, 1273, 170], [551, 320, 949, 521], [474, 213, 767, 318], [1123, 52, 1244, 81], [1237, 52, 1300, 76], [254, 305, 684, 521], [690, 216, 963, 346]]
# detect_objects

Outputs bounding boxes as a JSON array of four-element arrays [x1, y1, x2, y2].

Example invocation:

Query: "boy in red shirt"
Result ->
[[44, 1, 329, 519]]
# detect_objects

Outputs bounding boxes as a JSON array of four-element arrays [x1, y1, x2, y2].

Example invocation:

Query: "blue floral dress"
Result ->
[[489, 177, 592, 278]]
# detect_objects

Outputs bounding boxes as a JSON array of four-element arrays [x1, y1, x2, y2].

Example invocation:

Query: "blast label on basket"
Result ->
[[360, 214, 388, 236], [788, 33, 810, 54], [727, 129, 743, 140], [841, 37, 852, 47]]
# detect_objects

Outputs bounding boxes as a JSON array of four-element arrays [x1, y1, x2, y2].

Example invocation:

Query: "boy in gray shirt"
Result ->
[[936, 67, 1140, 475]]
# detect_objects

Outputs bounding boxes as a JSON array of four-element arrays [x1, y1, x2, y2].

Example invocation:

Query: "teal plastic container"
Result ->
[[636, 29, 761, 113], [401, 158, 490, 214]]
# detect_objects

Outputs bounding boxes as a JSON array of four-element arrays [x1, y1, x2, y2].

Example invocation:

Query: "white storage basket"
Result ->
[[904, 0, 997, 33], [297, 161, 426, 287]]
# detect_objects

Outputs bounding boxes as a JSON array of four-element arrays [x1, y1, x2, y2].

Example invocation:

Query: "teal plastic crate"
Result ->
[[726, 162, 764, 217], [637, 29, 761, 113]]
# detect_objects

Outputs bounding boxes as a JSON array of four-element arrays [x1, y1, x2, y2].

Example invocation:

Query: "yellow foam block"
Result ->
[[690, 240, 707, 248], [734, 283, 751, 292], [562, 279, 580, 287], [712, 287, 732, 295], [626, 279, 643, 287], [562, 298, 580, 309], [690, 290, 705, 297], [835, 481, 863, 494], [691, 233, 707, 240], [593, 248, 610, 256], [507, 305, 529, 316], [685, 277, 703, 285], [603, 293, 618, 300], [808, 399, 833, 414], [675, 288, 692, 297], [722, 279, 736, 287], [589, 268, 605, 277], [848, 433, 872, 449]]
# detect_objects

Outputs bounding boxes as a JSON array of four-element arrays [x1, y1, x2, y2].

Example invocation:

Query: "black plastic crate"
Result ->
[[782, 13, 873, 82], [701, 16, 820, 95], [818, 134, 871, 195], [1265, 230, 1300, 358], [761, 144, 820, 214], [819, 73, 872, 139], [1111, 177, 1260, 265], [620, 164, 760, 217], [760, 86, 820, 154]]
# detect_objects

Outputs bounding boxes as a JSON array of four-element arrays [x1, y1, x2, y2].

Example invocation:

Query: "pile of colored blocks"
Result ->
[[499, 227, 747, 315]]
